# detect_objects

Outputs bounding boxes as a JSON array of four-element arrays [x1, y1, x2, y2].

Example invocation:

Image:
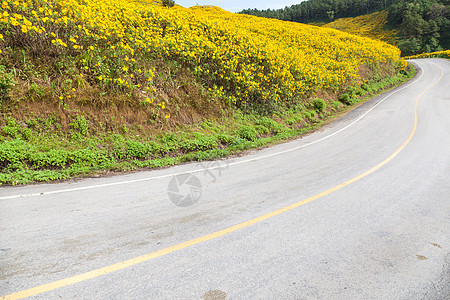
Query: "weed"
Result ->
[[0, 65, 15, 105], [313, 98, 326, 112], [126, 140, 150, 159], [70, 116, 89, 136], [237, 125, 258, 141], [182, 134, 218, 152]]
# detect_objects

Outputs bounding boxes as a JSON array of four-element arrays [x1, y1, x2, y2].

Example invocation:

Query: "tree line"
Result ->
[[239, 0, 449, 55]]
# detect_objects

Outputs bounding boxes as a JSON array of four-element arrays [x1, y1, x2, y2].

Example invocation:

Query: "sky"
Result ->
[[175, 1, 302, 13]]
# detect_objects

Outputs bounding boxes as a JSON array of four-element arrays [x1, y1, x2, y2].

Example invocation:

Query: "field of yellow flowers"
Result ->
[[0, 0, 414, 185], [0, 0, 404, 114], [404, 50, 450, 60], [322, 11, 397, 45]]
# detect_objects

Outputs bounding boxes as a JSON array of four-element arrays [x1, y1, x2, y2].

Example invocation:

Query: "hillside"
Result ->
[[322, 11, 397, 45], [0, 0, 412, 185], [240, 0, 450, 56]]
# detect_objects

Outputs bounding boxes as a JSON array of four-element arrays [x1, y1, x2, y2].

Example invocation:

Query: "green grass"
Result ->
[[0, 66, 416, 185]]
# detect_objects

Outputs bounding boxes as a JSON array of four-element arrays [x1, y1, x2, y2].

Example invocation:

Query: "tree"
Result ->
[[429, 37, 442, 51], [162, 0, 175, 8], [399, 38, 421, 55], [327, 10, 335, 20]]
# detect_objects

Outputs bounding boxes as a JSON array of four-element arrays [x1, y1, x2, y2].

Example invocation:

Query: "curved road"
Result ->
[[1, 59, 449, 299]]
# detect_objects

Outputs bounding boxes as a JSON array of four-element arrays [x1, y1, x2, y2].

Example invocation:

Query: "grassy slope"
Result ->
[[0, 0, 412, 185]]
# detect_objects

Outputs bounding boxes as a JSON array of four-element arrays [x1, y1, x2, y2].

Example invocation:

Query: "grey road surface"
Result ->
[[1, 58, 449, 299]]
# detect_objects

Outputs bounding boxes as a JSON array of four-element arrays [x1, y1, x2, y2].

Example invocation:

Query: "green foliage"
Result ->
[[332, 101, 341, 111], [255, 117, 287, 134], [70, 116, 89, 136], [0, 65, 15, 105], [162, 0, 175, 7], [339, 93, 352, 105], [126, 140, 150, 159], [398, 38, 421, 56], [217, 133, 236, 145], [255, 125, 270, 135], [181, 134, 218, 152], [240, 0, 398, 23], [237, 125, 258, 141], [27, 83, 45, 100], [192, 149, 229, 161], [313, 98, 326, 112], [285, 114, 303, 125], [389, 0, 449, 55]]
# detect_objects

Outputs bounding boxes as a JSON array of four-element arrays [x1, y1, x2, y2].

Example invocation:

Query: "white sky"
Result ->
[[175, 1, 302, 13]]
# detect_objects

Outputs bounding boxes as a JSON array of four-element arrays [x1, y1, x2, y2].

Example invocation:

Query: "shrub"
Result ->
[[126, 140, 150, 159], [255, 125, 269, 135], [181, 134, 218, 152], [255, 117, 287, 134], [285, 115, 303, 126], [339, 93, 351, 105], [217, 133, 236, 145], [332, 101, 341, 111], [237, 125, 258, 141], [313, 98, 326, 112]]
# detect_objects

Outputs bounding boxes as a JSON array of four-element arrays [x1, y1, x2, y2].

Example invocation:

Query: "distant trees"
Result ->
[[239, 0, 449, 55], [239, 0, 398, 23], [388, 0, 448, 55], [162, 0, 175, 7]]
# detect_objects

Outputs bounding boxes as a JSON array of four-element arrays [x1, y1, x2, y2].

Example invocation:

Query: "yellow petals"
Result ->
[[2, 0, 401, 123]]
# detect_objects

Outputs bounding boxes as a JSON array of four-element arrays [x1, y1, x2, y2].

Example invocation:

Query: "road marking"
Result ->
[[1, 61, 444, 299], [0, 63, 425, 200]]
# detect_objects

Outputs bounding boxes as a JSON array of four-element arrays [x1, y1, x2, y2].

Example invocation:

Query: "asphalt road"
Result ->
[[1, 58, 449, 300]]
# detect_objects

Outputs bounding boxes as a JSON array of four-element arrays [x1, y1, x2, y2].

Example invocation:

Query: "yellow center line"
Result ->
[[2, 61, 444, 299]]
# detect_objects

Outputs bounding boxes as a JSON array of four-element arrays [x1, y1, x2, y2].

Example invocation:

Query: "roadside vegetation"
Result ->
[[0, 0, 413, 185], [404, 49, 450, 59]]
